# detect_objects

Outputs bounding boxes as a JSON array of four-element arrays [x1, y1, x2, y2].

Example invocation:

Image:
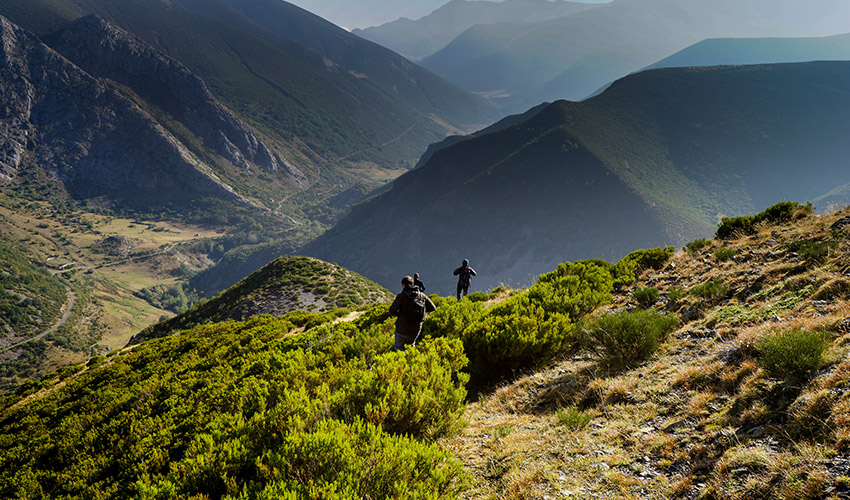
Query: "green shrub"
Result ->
[[340, 338, 469, 439], [757, 329, 827, 382], [714, 247, 737, 261], [581, 309, 678, 369], [422, 261, 612, 387], [690, 278, 730, 304], [685, 238, 711, 255], [460, 295, 574, 384], [716, 201, 813, 239], [556, 406, 592, 430], [0, 315, 471, 499], [465, 291, 490, 302], [633, 287, 659, 308], [786, 239, 837, 264], [613, 247, 675, 287], [530, 260, 613, 319], [421, 299, 486, 340], [667, 286, 685, 307]]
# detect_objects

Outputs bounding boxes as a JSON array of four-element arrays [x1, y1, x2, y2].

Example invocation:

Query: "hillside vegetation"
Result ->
[[4, 202, 849, 498], [445, 203, 850, 498], [134, 256, 393, 343]]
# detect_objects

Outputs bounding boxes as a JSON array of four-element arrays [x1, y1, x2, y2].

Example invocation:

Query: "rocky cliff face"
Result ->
[[0, 15, 259, 210], [48, 15, 303, 180]]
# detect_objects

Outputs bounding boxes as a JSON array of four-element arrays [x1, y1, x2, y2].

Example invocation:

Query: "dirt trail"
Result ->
[[0, 286, 75, 353]]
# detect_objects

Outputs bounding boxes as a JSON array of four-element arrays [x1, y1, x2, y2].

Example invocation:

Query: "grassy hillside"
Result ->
[[2, 204, 850, 498], [134, 256, 393, 342], [0, 240, 67, 342], [447, 204, 850, 498], [305, 61, 850, 295]]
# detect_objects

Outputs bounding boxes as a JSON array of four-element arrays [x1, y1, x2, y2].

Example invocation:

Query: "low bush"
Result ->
[[685, 238, 711, 255], [556, 406, 592, 430], [581, 309, 678, 370], [529, 260, 613, 319], [757, 329, 827, 382], [633, 287, 659, 308], [666, 287, 685, 307], [714, 247, 737, 261], [690, 278, 730, 304], [716, 201, 812, 239], [422, 260, 612, 387], [786, 238, 837, 264], [464, 291, 490, 302], [460, 295, 574, 383], [613, 247, 675, 287], [340, 338, 469, 439]]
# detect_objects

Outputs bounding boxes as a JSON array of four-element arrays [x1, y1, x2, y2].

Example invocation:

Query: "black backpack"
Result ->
[[404, 290, 426, 323]]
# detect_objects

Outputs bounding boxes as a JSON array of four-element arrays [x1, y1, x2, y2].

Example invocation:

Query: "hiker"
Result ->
[[413, 272, 425, 292], [453, 259, 477, 300], [389, 275, 436, 351]]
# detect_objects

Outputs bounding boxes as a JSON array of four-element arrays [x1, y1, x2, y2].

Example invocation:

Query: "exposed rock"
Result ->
[[47, 15, 304, 181], [831, 216, 850, 231], [93, 235, 141, 258], [0, 15, 247, 210]]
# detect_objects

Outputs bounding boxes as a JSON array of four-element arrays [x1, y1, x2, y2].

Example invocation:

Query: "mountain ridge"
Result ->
[[353, 0, 600, 61], [305, 61, 850, 294]]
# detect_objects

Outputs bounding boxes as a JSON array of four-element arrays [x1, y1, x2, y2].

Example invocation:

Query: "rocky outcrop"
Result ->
[[0, 15, 253, 209], [48, 15, 303, 180]]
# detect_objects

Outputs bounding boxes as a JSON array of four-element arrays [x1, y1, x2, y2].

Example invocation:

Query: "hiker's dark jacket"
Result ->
[[453, 265, 477, 285], [389, 285, 436, 336], [413, 278, 425, 292]]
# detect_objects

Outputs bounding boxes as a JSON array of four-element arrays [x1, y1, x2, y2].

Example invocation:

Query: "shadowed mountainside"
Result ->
[[305, 61, 850, 295]]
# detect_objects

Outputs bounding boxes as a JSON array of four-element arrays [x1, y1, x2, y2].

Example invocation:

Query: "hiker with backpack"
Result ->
[[453, 259, 477, 300], [389, 275, 436, 351]]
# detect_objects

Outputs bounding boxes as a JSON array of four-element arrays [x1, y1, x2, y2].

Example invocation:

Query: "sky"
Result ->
[[287, 0, 613, 30]]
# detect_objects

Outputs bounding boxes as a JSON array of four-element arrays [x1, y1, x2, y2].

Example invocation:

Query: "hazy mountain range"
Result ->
[[353, 0, 601, 61], [306, 61, 850, 294], [362, 0, 850, 113]]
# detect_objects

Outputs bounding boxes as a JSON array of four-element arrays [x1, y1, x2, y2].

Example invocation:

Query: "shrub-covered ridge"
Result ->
[[133, 256, 393, 343], [5, 203, 850, 499]]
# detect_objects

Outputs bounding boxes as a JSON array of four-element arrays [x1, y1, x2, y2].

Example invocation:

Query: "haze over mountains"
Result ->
[[353, 0, 601, 61], [362, 0, 850, 114], [306, 61, 850, 294]]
